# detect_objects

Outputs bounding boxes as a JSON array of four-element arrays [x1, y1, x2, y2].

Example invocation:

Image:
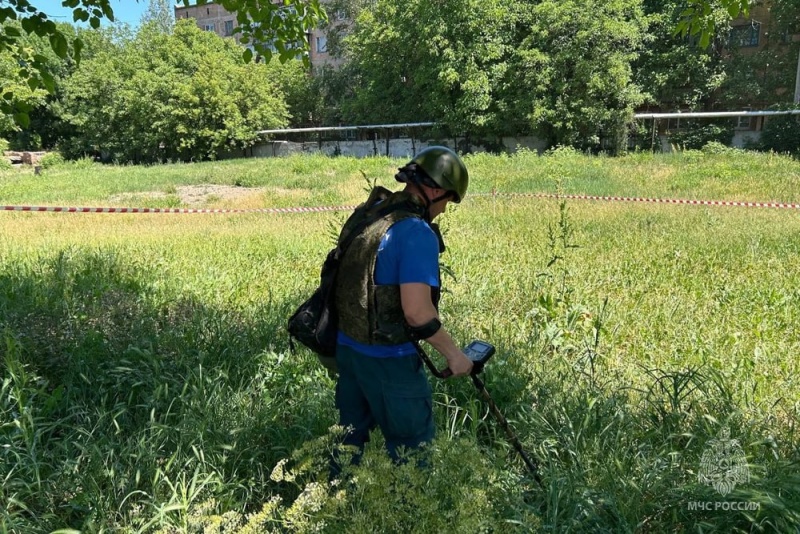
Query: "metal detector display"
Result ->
[[463, 340, 495, 374]]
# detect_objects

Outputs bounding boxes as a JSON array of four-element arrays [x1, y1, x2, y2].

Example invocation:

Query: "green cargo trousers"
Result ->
[[334, 343, 435, 466]]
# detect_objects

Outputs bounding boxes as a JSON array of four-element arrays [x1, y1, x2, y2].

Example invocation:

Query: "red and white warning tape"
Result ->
[[1, 204, 358, 214], [477, 191, 800, 210], [3, 192, 800, 214]]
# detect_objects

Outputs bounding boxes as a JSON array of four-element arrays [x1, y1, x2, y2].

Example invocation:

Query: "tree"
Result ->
[[708, 1, 800, 109], [339, 0, 513, 138], [503, 0, 648, 153], [0, 0, 325, 127], [676, 0, 750, 46], [141, 0, 175, 34], [633, 0, 728, 111], [58, 20, 290, 163], [0, 32, 48, 134], [0, 21, 78, 148]]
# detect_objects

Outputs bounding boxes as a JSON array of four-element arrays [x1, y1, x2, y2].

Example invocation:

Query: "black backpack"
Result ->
[[287, 244, 340, 372]]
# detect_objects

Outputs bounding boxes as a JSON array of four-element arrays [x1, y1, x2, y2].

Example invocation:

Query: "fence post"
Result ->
[[795, 48, 800, 103], [651, 119, 657, 153], [385, 128, 390, 157]]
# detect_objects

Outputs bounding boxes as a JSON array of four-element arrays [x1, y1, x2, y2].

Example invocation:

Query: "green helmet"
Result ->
[[405, 146, 469, 203]]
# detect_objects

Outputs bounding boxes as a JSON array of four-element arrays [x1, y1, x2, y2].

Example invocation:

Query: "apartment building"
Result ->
[[651, 2, 799, 140], [173, 1, 341, 69], [726, 3, 800, 56]]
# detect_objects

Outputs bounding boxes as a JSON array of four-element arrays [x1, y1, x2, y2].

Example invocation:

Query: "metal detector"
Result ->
[[412, 339, 543, 487]]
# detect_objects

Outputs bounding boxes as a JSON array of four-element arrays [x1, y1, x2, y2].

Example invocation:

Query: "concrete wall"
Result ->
[[235, 136, 549, 159], [657, 131, 762, 152], [223, 131, 764, 160]]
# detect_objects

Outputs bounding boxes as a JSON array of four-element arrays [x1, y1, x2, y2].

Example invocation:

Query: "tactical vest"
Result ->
[[335, 186, 442, 345]]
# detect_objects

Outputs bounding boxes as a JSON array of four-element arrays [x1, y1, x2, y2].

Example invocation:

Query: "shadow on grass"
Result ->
[[0, 248, 334, 531]]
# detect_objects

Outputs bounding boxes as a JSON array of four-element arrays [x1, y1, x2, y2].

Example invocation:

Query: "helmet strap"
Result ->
[[399, 165, 450, 221], [430, 191, 452, 204]]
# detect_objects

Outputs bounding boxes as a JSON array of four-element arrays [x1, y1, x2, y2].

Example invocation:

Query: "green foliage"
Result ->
[[185, 430, 538, 532], [633, 0, 728, 111], [38, 151, 64, 168], [2, 153, 800, 531], [341, 0, 512, 137], [141, 0, 175, 34], [719, 43, 800, 108], [668, 120, 734, 150], [336, 0, 648, 152], [0, 22, 115, 150], [701, 140, 743, 155], [0, 0, 324, 128], [57, 20, 290, 163], [507, 0, 648, 153], [265, 59, 329, 128], [758, 108, 800, 155], [675, 0, 749, 47], [0, 24, 51, 134]]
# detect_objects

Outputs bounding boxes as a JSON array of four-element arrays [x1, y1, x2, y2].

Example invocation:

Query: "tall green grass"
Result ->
[[1, 151, 799, 532]]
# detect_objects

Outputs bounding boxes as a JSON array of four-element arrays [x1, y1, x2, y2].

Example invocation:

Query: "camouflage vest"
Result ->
[[335, 186, 441, 345]]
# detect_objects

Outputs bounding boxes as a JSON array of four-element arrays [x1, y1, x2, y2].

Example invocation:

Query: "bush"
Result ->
[[0, 138, 9, 170], [701, 141, 745, 155], [69, 155, 97, 169], [186, 430, 540, 533], [759, 108, 800, 155], [668, 121, 734, 150], [39, 152, 65, 169]]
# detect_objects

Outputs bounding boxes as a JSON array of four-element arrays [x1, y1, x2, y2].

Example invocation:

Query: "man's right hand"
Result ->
[[446, 352, 474, 377]]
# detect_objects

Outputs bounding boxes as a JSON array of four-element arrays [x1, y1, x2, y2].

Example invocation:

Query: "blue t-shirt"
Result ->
[[337, 217, 440, 357]]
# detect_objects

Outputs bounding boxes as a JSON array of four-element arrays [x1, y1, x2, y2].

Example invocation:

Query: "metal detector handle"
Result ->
[[411, 340, 454, 379]]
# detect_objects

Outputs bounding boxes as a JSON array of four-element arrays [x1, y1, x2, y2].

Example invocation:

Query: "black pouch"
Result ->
[[287, 248, 339, 374]]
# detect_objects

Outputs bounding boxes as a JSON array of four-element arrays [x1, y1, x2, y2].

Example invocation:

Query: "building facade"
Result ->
[[173, 1, 339, 69], [650, 2, 800, 139]]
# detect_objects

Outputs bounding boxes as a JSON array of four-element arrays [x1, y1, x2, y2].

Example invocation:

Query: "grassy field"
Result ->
[[1, 149, 799, 532]]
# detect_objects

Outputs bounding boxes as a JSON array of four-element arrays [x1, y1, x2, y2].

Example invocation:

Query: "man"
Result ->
[[333, 146, 473, 467]]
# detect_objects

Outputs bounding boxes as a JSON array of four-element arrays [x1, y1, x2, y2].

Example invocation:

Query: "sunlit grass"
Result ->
[[1, 151, 799, 532]]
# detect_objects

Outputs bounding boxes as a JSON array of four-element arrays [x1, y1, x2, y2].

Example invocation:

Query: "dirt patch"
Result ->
[[110, 184, 265, 206], [175, 184, 265, 205]]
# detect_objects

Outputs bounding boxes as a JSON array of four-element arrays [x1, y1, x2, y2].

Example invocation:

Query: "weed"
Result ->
[[0, 152, 798, 531]]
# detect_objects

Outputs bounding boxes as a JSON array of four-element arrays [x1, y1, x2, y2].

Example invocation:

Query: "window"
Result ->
[[203, 23, 215, 32], [316, 35, 328, 53], [260, 41, 277, 53], [736, 116, 752, 129], [667, 117, 684, 131], [224, 20, 234, 36], [729, 23, 760, 48], [278, 5, 297, 19], [736, 108, 752, 129], [335, 9, 347, 21]]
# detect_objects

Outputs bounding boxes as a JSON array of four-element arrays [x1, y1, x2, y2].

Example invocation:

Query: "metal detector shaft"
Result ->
[[471, 374, 543, 487], [411, 340, 543, 486]]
